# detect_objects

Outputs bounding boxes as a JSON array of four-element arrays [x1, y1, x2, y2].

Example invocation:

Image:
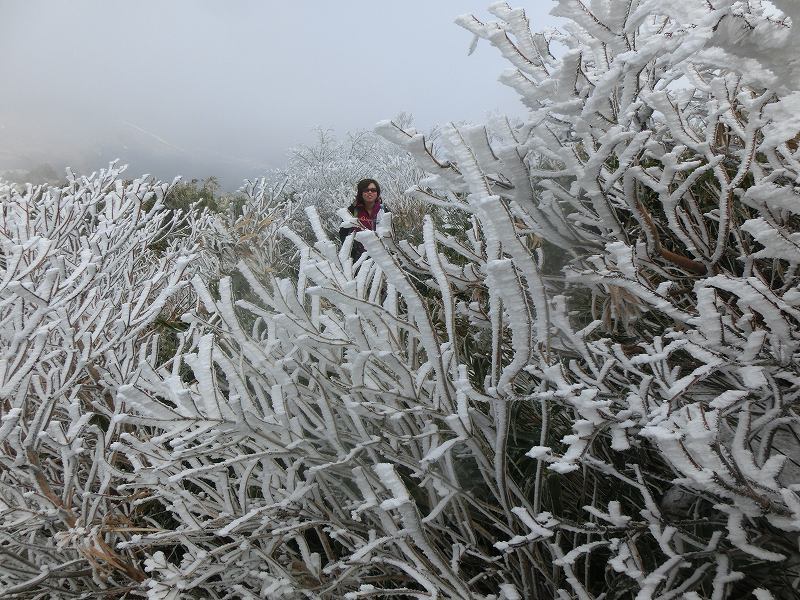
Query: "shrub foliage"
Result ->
[[3, 1, 800, 598]]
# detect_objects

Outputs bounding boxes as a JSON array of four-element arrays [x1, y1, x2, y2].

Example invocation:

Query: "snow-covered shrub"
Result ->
[[7, 1, 800, 598], [0, 165, 205, 596], [119, 1, 800, 597], [404, 0, 800, 595], [198, 176, 301, 279]]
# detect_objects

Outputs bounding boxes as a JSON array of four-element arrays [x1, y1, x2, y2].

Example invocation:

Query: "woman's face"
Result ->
[[362, 183, 379, 206]]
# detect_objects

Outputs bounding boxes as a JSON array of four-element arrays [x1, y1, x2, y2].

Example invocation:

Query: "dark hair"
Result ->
[[354, 178, 381, 206]]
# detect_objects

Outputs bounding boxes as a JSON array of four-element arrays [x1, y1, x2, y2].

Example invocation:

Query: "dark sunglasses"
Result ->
[[363, 188, 378, 193]]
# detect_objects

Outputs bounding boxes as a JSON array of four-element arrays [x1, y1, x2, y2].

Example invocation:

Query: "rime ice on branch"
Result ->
[[0, 165, 207, 596], [5, 1, 800, 598]]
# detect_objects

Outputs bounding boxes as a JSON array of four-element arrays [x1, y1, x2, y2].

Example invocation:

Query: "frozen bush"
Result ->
[[0, 165, 206, 596], [5, 1, 800, 598]]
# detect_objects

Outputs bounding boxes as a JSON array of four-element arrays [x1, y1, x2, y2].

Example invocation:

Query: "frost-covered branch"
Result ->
[[0, 164, 204, 596]]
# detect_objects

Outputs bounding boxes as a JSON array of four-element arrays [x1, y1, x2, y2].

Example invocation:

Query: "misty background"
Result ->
[[0, 1, 558, 189]]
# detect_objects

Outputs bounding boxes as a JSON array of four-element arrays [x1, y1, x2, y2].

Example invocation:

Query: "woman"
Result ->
[[338, 178, 389, 261]]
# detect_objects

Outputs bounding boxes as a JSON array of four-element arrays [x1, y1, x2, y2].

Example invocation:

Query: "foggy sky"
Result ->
[[0, 1, 559, 188]]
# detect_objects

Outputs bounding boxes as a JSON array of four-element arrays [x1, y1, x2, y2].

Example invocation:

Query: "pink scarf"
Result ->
[[356, 201, 381, 231]]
